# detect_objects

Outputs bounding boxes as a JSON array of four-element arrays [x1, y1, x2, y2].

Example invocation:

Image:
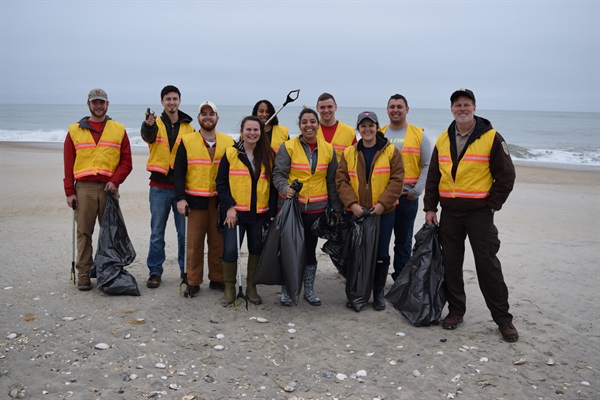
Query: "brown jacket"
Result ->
[[336, 133, 404, 214]]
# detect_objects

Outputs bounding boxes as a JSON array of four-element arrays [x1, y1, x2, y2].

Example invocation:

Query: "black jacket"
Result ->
[[423, 116, 516, 213]]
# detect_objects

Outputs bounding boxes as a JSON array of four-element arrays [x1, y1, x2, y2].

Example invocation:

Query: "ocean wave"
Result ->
[[1, 129, 598, 167], [508, 144, 599, 167]]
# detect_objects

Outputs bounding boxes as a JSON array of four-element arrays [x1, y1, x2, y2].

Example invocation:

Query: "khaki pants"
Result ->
[[186, 196, 223, 286], [75, 181, 116, 279]]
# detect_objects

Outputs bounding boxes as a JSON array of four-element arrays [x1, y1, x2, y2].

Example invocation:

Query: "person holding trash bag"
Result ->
[[216, 116, 277, 306], [380, 94, 433, 281], [336, 111, 404, 311], [252, 100, 289, 153], [173, 101, 234, 298], [141, 85, 195, 289], [273, 108, 342, 307], [423, 88, 518, 342], [63, 88, 133, 291]]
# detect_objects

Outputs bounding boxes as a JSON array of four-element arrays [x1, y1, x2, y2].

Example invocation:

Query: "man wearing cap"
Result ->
[[173, 101, 234, 298], [380, 94, 433, 281], [141, 85, 195, 289], [423, 89, 518, 342], [63, 88, 133, 291], [316, 92, 357, 161]]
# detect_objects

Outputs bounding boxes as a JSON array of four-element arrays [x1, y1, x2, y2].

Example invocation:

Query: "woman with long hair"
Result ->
[[252, 99, 290, 153], [216, 116, 277, 306]]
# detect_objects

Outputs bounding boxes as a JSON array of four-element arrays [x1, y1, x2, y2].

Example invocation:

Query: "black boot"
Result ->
[[373, 257, 390, 311]]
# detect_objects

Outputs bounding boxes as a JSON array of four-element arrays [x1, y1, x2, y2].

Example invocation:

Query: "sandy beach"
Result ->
[[0, 141, 598, 400]]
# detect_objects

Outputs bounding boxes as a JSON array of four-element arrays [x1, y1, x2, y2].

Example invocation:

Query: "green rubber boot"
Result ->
[[245, 254, 262, 305], [220, 260, 237, 307]]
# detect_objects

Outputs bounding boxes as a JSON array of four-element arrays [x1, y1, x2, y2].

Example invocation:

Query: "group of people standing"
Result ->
[[63, 86, 519, 342]]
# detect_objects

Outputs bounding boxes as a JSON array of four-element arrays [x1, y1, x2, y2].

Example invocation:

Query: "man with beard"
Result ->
[[63, 88, 133, 291], [173, 101, 234, 298], [141, 85, 195, 289], [424, 89, 518, 342]]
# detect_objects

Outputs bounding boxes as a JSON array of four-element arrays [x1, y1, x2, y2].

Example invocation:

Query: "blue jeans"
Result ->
[[222, 220, 263, 262], [392, 195, 419, 279], [147, 186, 185, 276], [377, 210, 395, 261]]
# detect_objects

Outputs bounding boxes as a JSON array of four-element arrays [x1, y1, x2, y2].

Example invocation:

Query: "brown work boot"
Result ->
[[441, 313, 463, 330], [78, 275, 91, 291], [146, 275, 161, 289], [498, 322, 519, 342]]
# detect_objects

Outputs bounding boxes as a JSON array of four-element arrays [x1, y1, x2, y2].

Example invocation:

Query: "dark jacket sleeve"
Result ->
[[173, 141, 188, 201], [141, 120, 158, 144], [486, 132, 516, 211], [216, 152, 236, 212], [423, 146, 441, 212]]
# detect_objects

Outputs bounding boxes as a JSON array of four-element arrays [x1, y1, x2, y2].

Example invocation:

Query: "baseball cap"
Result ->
[[88, 88, 108, 101], [198, 101, 218, 114], [356, 111, 379, 127], [450, 88, 476, 104]]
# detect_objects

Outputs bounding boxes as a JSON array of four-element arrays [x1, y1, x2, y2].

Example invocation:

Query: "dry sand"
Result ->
[[0, 142, 599, 399]]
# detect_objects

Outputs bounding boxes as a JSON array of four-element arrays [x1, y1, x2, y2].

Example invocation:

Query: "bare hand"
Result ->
[[370, 203, 385, 215], [105, 181, 117, 194], [144, 113, 156, 126], [66, 195, 77, 208], [177, 200, 189, 215], [425, 210, 438, 225], [285, 187, 296, 198], [350, 203, 364, 218], [406, 192, 416, 201], [225, 207, 237, 228]]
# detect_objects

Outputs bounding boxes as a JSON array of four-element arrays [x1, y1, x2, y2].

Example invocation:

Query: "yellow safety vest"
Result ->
[[343, 143, 397, 207], [380, 124, 424, 185], [317, 121, 355, 160], [271, 125, 289, 153], [146, 118, 194, 175], [224, 147, 271, 213], [181, 132, 234, 197], [436, 129, 495, 199], [69, 120, 125, 179], [283, 136, 334, 205]]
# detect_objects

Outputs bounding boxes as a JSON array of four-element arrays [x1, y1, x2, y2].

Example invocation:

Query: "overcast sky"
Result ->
[[1, 1, 598, 112]]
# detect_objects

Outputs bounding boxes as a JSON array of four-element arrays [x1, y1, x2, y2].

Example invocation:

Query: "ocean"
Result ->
[[1, 104, 598, 168]]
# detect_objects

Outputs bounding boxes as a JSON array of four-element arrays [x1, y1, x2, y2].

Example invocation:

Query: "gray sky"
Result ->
[[1, 0, 598, 112]]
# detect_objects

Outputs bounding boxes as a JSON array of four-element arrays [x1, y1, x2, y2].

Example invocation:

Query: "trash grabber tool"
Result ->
[[265, 89, 300, 126], [180, 205, 189, 294], [234, 224, 249, 311], [71, 200, 77, 285]]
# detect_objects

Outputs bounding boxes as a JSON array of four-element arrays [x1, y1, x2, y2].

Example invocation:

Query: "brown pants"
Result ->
[[75, 181, 115, 279], [186, 196, 223, 286]]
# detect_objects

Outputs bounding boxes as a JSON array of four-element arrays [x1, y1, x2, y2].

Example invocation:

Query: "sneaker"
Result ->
[[209, 280, 225, 292], [183, 285, 200, 298], [78, 275, 91, 291], [498, 322, 519, 342], [146, 275, 161, 289], [441, 313, 463, 330]]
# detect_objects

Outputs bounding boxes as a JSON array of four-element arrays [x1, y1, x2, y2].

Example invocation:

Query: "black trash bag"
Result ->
[[345, 210, 380, 312], [255, 179, 305, 305], [385, 224, 446, 327], [254, 220, 284, 286], [91, 191, 140, 296], [311, 202, 342, 241], [320, 212, 353, 278]]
